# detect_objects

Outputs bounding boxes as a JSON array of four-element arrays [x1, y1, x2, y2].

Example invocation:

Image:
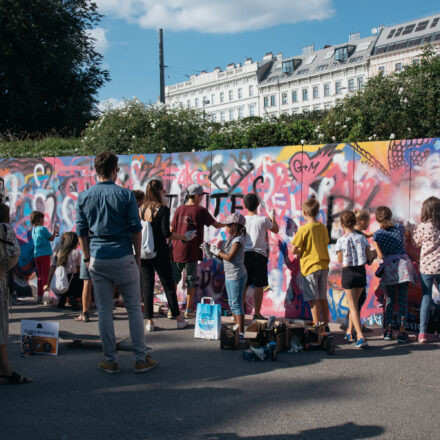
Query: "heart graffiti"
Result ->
[[289, 145, 339, 186]]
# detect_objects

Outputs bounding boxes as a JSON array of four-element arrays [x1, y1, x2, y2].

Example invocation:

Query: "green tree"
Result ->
[[0, 0, 109, 139]]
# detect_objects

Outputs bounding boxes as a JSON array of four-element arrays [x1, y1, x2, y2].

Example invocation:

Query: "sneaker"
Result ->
[[344, 333, 355, 343], [98, 360, 119, 374], [383, 331, 392, 341], [397, 332, 409, 343], [355, 338, 368, 348], [176, 319, 188, 329], [167, 309, 173, 319], [35, 296, 43, 304], [134, 355, 158, 374], [418, 333, 428, 343], [145, 322, 155, 332], [184, 310, 195, 319]]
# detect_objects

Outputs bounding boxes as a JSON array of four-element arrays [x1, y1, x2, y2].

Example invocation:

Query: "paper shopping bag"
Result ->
[[194, 297, 221, 340]]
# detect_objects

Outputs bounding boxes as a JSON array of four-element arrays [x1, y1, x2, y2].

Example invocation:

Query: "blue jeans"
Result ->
[[419, 273, 440, 334], [225, 276, 247, 316]]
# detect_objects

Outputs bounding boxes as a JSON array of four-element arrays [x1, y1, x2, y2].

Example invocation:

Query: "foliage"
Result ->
[[1, 45, 440, 157], [0, 0, 109, 139], [0, 137, 82, 158]]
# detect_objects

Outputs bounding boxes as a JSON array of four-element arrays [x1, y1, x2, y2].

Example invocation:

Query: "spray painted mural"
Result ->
[[1, 137, 439, 324]]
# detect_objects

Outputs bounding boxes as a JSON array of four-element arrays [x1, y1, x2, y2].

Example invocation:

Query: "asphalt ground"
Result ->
[[2, 301, 440, 440]]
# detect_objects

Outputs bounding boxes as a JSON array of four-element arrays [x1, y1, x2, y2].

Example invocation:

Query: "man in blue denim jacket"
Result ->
[[76, 152, 157, 374]]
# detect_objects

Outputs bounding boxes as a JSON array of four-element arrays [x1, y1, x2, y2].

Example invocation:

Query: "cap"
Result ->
[[224, 212, 246, 226], [186, 184, 208, 196]]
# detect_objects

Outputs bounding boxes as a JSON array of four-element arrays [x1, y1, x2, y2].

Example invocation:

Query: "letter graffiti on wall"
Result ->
[[2, 137, 439, 323]]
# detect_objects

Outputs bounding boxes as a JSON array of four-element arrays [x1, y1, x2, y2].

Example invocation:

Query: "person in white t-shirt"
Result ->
[[242, 193, 279, 319]]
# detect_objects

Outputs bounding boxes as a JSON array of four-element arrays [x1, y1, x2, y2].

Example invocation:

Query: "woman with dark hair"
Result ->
[[412, 196, 440, 343], [373, 206, 414, 343], [140, 179, 195, 332]]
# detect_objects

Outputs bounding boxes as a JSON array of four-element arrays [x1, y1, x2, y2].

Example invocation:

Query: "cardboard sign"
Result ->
[[21, 320, 59, 356]]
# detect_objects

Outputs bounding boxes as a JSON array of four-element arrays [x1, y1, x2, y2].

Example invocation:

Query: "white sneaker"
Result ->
[[176, 319, 188, 329], [145, 322, 155, 332]]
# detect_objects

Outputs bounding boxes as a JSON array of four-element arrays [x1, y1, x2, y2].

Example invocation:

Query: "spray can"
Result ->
[[21, 333, 33, 357]]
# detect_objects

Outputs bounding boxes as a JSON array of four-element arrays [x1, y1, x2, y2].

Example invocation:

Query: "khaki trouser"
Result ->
[[89, 254, 146, 363]]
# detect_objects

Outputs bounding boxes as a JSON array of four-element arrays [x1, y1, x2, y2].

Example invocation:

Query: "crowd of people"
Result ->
[[1, 151, 440, 383]]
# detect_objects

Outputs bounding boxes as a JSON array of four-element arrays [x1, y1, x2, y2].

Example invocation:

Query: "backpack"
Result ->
[[140, 204, 157, 260], [51, 265, 70, 294]]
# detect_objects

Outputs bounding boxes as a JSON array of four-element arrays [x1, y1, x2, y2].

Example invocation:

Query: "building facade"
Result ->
[[369, 14, 440, 77], [164, 55, 274, 122], [164, 13, 440, 119]]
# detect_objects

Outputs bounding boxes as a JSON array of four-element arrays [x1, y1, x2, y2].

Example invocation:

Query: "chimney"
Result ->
[[349, 32, 360, 42], [276, 52, 283, 61], [302, 44, 315, 54]]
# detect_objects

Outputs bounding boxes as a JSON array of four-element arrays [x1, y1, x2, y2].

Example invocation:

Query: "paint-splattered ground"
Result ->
[[3, 301, 440, 440]]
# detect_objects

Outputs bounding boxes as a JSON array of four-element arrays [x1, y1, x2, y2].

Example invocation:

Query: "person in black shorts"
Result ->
[[242, 193, 279, 320]]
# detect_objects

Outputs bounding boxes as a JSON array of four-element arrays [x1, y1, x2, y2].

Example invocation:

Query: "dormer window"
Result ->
[[282, 58, 302, 74], [334, 45, 355, 62]]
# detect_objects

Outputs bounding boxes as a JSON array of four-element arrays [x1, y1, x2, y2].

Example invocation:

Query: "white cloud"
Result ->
[[88, 27, 110, 53], [97, 98, 125, 112], [95, 0, 334, 33]]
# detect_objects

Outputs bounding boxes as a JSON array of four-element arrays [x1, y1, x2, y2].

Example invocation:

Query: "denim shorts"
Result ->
[[225, 275, 247, 316], [79, 259, 91, 280], [172, 261, 198, 288]]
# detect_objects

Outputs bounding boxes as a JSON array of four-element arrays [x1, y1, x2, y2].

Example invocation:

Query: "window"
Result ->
[[249, 85, 254, 97], [249, 104, 255, 116], [220, 92, 224, 103], [413, 58, 420, 66], [357, 77, 364, 89], [378, 66, 385, 74], [315, 64, 328, 72], [394, 27, 403, 37], [302, 88, 308, 101], [394, 41, 408, 51], [195, 98, 199, 107], [402, 24, 416, 35], [186, 99, 191, 108], [282, 93, 288, 105], [313, 105, 320, 111], [238, 107, 244, 119], [292, 108, 299, 114], [292, 90, 298, 102], [220, 110, 225, 122], [415, 21, 429, 32], [264, 96, 269, 108], [312, 86, 319, 99], [203, 96, 207, 106], [297, 69, 309, 75], [270, 95, 276, 107], [212, 113, 217, 123], [282, 60, 294, 73], [229, 90, 233, 101], [334, 46, 351, 61], [324, 104, 331, 110], [395, 62, 402, 72], [348, 79, 355, 92], [431, 18, 440, 28], [335, 81, 342, 95], [324, 84, 330, 97], [211, 94, 215, 105], [387, 29, 396, 39], [229, 108, 234, 121], [238, 88, 242, 99]]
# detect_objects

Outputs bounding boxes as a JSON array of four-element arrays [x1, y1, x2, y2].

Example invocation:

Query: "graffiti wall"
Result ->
[[2, 137, 439, 324]]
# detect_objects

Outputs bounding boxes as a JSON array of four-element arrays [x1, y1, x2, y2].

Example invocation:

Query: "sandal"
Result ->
[[0, 371, 32, 385], [74, 312, 90, 322]]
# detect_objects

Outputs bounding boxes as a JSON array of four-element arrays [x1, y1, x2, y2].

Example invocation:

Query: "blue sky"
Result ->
[[93, 0, 439, 108]]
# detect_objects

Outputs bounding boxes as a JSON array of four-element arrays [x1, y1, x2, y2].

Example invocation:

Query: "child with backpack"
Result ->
[[412, 196, 440, 343], [335, 210, 373, 348], [209, 212, 247, 334], [43, 232, 81, 310], [373, 206, 414, 342], [31, 211, 58, 303]]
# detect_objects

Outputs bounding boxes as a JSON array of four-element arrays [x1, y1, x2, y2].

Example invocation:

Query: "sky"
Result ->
[[93, 0, 440, 109]]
